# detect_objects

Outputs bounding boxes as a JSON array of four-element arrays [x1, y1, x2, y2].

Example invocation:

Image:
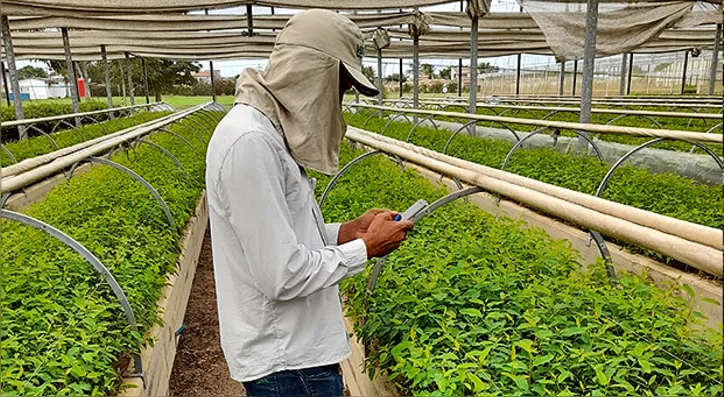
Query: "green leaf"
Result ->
[[560, 327, 586, 337], [460, 308, 483, 318], [682, 284, 695, 298], [532, 354, 553, 368], [468, 372, 486, 392], [594, 366, 609, 386]]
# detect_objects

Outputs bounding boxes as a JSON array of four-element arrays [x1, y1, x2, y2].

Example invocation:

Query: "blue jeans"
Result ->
[[242, 363, 343, 396]]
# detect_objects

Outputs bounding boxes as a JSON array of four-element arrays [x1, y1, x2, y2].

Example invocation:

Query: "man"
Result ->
[[205, 9, 414, 397]]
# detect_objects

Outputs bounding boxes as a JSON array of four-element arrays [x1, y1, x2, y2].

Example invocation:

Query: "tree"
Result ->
[[362, 66, 375, 81], [477, 62, 500, 74], [17, 66, 48, 80], [420, 63, 435, 79], [87, 58, 200, 100], [387, 73, 407, 83], [439, 67, 452, 80]]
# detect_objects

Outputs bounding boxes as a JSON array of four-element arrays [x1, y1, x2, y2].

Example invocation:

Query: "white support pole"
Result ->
[[0, 15, 25, 138], [709, 23, 721, 96]]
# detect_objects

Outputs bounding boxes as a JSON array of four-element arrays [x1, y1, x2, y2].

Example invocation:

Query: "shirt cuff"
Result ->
[[337, 238, 368, 277], [325, 223, 341, 246]]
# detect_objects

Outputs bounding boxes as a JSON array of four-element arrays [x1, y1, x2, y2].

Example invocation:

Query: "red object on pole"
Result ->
[[77, 77, 86, 98]]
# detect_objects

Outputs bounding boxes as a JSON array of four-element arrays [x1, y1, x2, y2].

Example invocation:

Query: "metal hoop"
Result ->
[[367, 187, 485, 292], [51, 119, 85, 141], [153, 128, 198, 153], [0, 209, 144, 380], [132, 139, 188, 178], [26, 124, 59, 149], [501, 128, 604, 171], [77, 157, 176, 228], [380, 113, 412, 135], [595, 137, 723, 198], [319, 150, 404, 211], [1, 144, 18, 164], [405, 115, 439, 142], [605, 114, 663, 129], [171, 121, 209, 144], [361, 111, 379, 129], [181, 117, 211, 136]]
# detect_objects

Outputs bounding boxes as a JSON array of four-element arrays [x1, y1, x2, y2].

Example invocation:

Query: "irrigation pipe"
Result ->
[[349, 104, 723, 144], [1, 104, 219, 194], [350, 127, 722, 251], [405, 100, 722, 120], [345, 129, 722, 277], [1, 104, 207, 179], [0, 101, 172, 128]]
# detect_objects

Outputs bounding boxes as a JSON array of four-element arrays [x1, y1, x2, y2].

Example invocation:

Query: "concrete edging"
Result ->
[[119, 192, 209, 396]]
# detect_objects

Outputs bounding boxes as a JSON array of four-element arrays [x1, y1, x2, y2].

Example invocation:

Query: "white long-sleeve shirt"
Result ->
[[205, 104, 368, 382]]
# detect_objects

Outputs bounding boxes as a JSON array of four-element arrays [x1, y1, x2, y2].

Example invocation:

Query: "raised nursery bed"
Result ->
[[0, 111, 170, 167], [345, 111, 722, 236], [0, 115, 218, 396], [316, 143, 723, 396]]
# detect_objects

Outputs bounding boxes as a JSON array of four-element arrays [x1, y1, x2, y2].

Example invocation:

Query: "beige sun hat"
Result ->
[[275, 9, 379, 97]]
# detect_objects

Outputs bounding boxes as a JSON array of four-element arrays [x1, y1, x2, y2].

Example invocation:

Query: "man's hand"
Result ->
[[360, 212, 414, 258], [354, 208, 397, 239], [337, 208, 397, 245]]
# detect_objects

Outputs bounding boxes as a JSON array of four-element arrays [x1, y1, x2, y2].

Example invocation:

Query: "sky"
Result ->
[[14, 0, 557, 79]]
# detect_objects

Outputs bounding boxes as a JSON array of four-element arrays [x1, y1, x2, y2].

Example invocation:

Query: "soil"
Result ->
[[168, 228, 246, 396]]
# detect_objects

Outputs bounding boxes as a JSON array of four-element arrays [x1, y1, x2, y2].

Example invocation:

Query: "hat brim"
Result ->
[[343, 61, 380, 97]]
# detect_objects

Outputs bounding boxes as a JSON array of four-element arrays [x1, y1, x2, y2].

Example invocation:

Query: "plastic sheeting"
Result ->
[[1, 0, 455, 15], [518, 0, 721, 60], [7, 12, 416, 31]]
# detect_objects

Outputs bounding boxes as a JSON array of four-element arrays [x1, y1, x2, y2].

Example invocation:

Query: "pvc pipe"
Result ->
[[1, 104, 210, 181], [350, 127, 723, 251], [351, 104, 723, 144], [404, 99, 721, 119], [345, 128, 722, 277]]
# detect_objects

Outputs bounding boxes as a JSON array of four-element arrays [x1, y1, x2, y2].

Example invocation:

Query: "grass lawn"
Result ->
[[162, 95, 235, 110]]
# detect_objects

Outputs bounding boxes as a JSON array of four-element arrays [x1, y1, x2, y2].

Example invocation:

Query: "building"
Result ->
[[192, 70, 222, 84], [450, 66, 472, 85], [8, 78, 68, 100]]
